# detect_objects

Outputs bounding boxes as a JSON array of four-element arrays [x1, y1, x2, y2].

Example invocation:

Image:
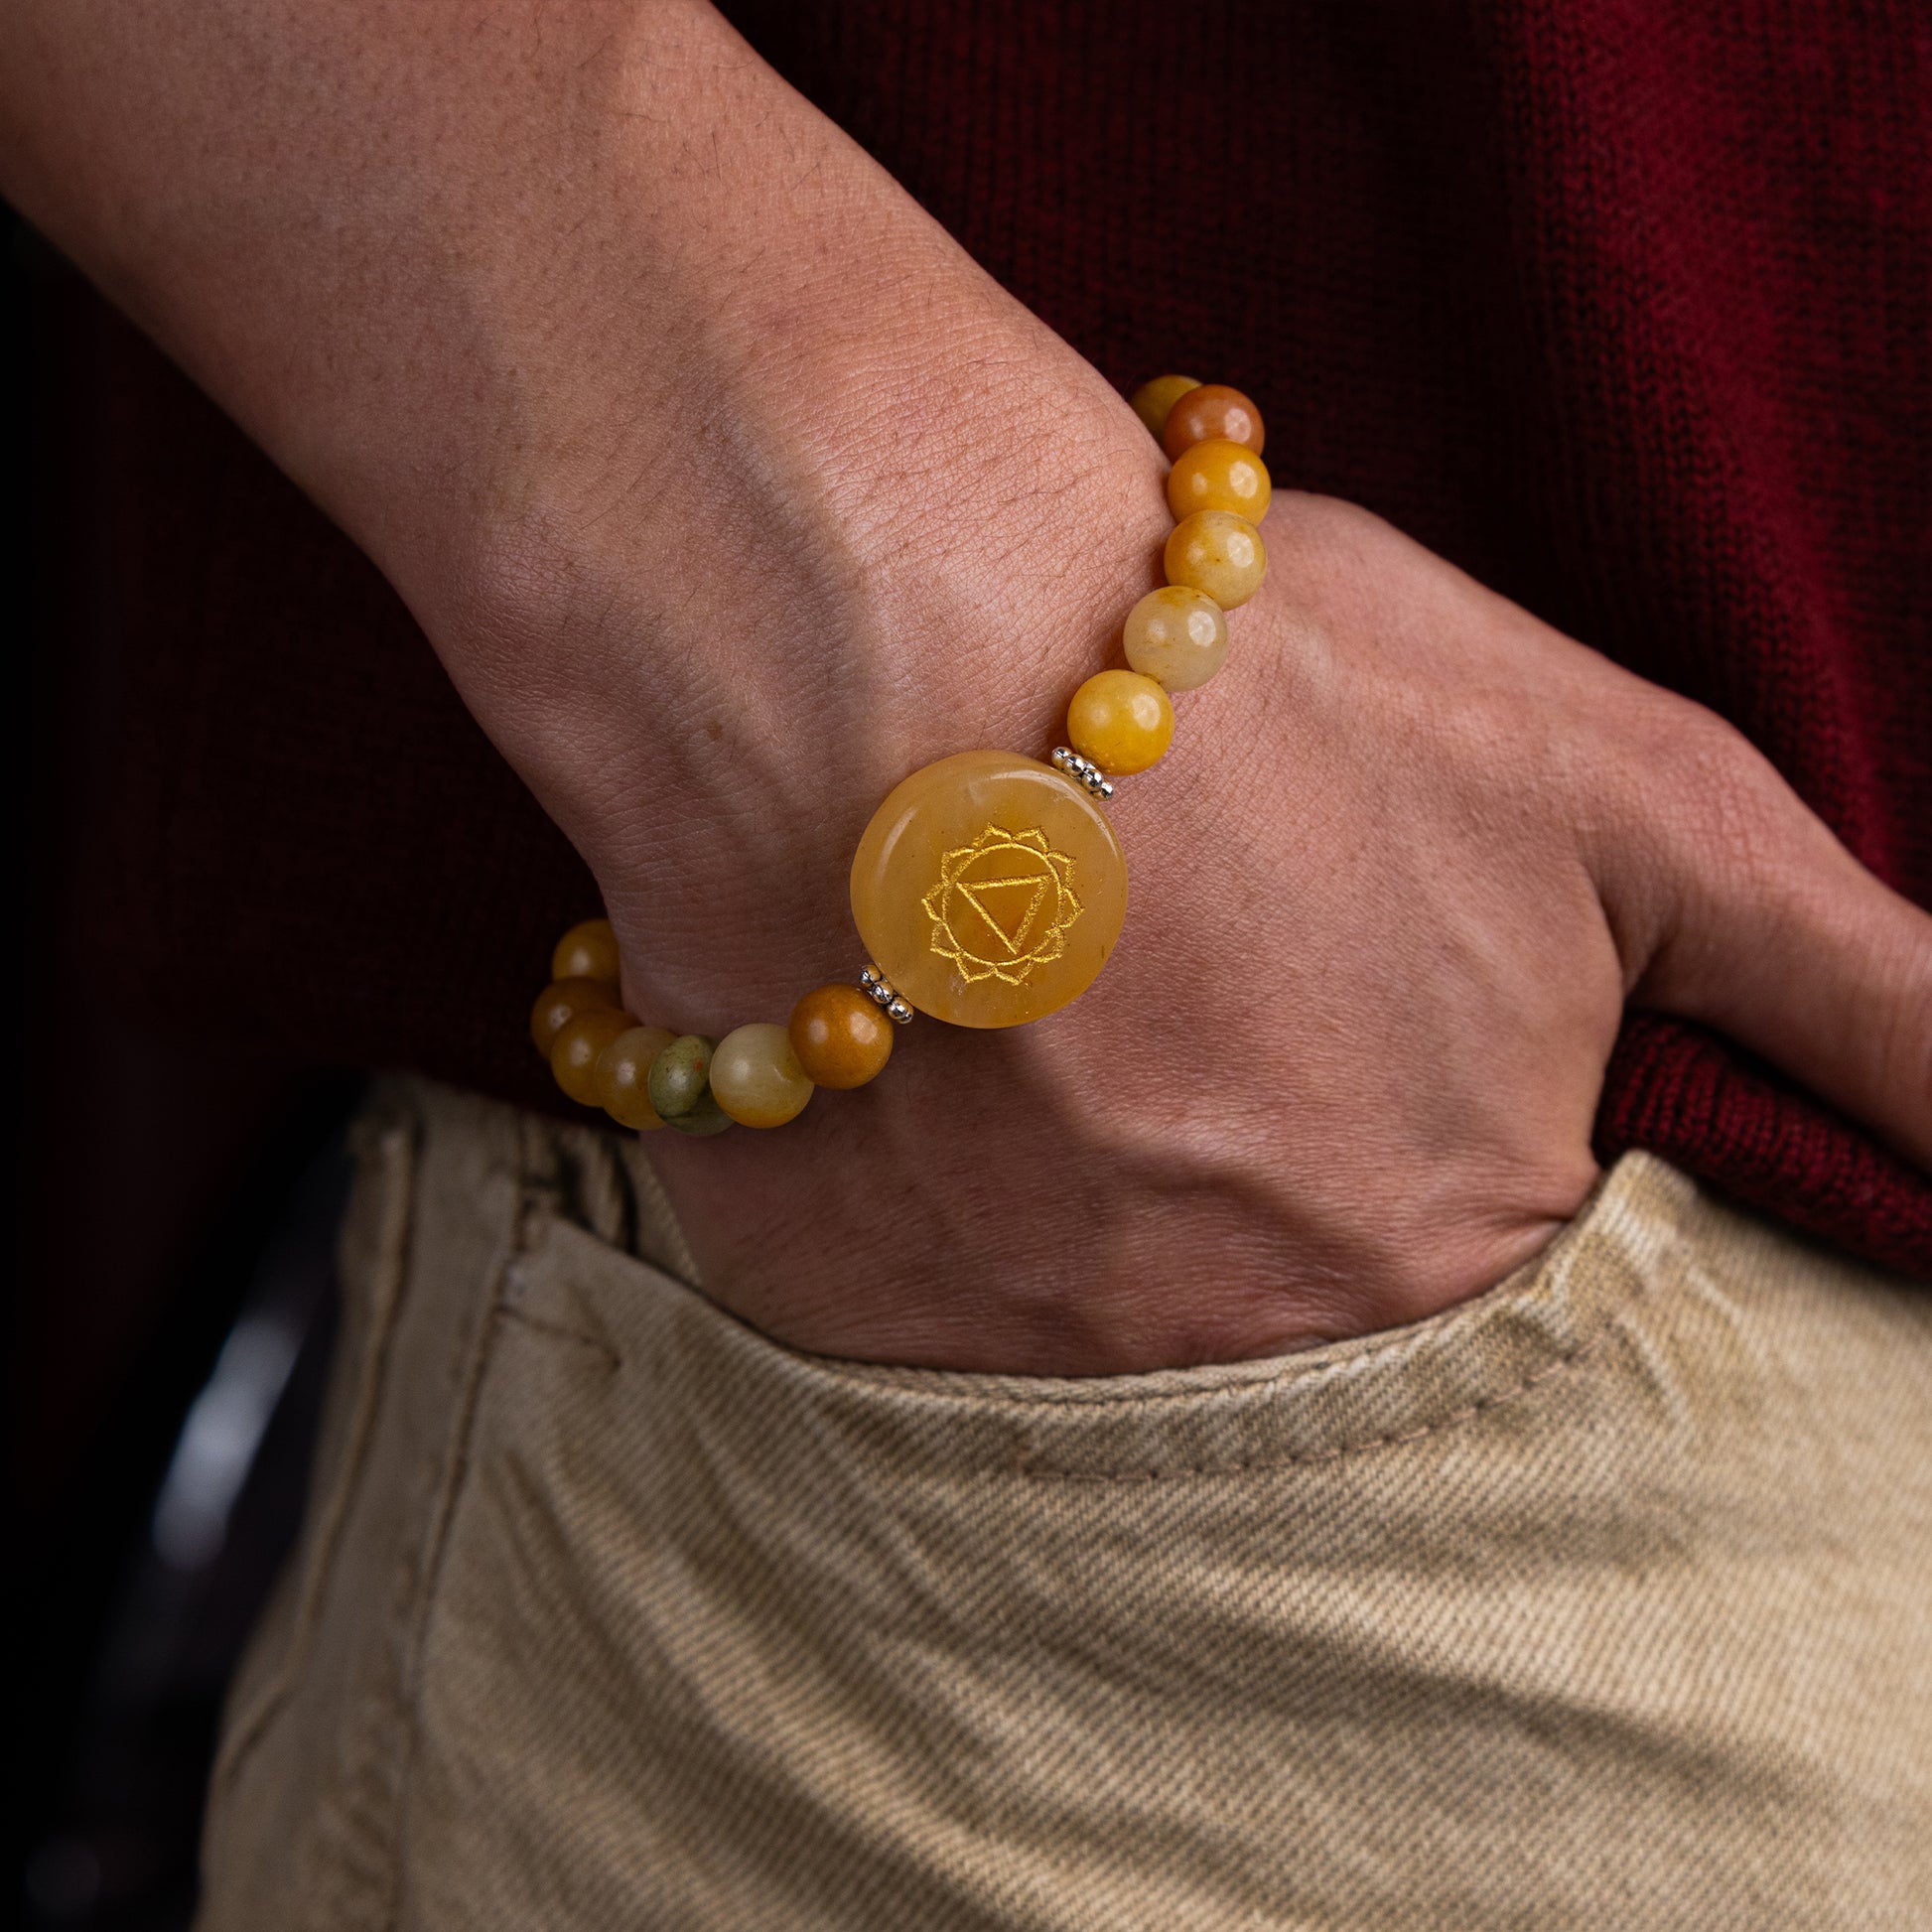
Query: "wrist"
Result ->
[[461, 381, 1171, 1003]]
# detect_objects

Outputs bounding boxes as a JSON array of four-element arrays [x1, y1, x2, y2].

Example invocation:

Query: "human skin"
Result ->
[[4, 0, 1928, 1371]]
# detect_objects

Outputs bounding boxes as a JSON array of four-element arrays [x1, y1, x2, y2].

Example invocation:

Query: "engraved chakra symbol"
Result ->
[[922, 824, 1083, 985]]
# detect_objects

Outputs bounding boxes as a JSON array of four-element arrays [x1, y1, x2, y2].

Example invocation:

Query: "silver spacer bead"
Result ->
[[859, 965, 914, 1024], [1050, 745, 1115, 801]]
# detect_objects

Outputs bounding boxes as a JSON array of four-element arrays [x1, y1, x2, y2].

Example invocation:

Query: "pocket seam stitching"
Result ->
[[1018, 1327, 1607, 1483], [795, 1174, 1657, 1412], [807, 1273, 1575, 1411]]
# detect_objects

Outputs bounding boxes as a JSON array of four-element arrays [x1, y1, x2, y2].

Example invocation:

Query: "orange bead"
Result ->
[[551, 917, 621, 986], [1066, 669, 1174, 775], [1166, 438, 1271, 523], [530, 976, 620, 1055], [596, 1024, 677, 1129], [789, 984, 896, 1089], [1162, 383, 1265, 460], [1129, 375, 1201, 441], [550, 1006, 637, 1106]]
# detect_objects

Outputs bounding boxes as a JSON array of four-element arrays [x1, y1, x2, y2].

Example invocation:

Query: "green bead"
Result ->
[[664, 1089, 733, 1137], [648, 1034, 715, 1119]]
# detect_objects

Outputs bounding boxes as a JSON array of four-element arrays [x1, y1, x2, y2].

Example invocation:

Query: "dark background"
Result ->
[[9, 212, 355, 1932]]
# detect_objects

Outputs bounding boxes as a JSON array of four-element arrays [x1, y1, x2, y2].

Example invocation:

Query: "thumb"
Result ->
[[1600, 707, 1932, 1173]]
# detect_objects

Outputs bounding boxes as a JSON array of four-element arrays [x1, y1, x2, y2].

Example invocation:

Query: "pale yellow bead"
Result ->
[[1165, 510, 1266, 608], [1122, 586, 1229, 692], [710, 1023, 815, 1128], [1129, 374, 1200, 441], [1066, 669, 1174, 774]]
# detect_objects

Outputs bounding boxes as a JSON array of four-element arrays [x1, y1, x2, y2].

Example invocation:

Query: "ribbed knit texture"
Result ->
[[50, 2, 1932, 1274]]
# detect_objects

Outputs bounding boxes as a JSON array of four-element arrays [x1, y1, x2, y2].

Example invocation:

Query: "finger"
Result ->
[[1600, 706, 1932, 1171]]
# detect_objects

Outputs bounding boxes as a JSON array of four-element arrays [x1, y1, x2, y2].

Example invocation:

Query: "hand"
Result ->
[[516, 465, 1932, 1372], [448, 277, 1932, 1369], [7, 0, 1927, 1372]]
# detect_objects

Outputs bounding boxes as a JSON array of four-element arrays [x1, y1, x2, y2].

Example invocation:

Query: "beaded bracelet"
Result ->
[[529, 377, 1269, 1135]]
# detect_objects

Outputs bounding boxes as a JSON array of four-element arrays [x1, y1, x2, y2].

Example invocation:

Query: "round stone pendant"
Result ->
[[849, 751, 1128, 1028]]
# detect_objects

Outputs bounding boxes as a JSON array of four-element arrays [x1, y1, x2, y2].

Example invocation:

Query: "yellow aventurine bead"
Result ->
[[1165, 510, 1267, 608], [1166, 438, 1271, 524], [1122, 586, 1229, 692], [596, 1024, 677, 1130], [551, 917, 621, 986], [551, 1006, 637, 1106], [530, 976, 619, 1055], [710, 1023, 816, 1128], [1130, 374, 1201, 441], [1067, 669, 1174, 775]]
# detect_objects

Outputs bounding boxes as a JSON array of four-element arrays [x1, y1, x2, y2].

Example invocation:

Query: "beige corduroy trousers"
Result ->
[[198, 1077, 1932, 1930]]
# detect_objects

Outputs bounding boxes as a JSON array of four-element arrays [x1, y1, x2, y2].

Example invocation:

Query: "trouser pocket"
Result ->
[[387, 1147, 1932, 1930]]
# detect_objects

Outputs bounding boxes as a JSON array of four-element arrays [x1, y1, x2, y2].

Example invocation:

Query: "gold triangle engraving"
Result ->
[[955, 875, 1049, 955], [922, 823, 1084, 986]]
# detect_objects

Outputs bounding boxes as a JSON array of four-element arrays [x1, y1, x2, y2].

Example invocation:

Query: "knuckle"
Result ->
[[1585, 688, 1820, 992], [1885, 922, 1932, 1101], [1619, 691, 1797, 877]]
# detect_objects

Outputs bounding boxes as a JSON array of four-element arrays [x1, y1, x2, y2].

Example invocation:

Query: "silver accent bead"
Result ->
[[1050, 746, 1115, 801], [859, 965, 911, 1022]]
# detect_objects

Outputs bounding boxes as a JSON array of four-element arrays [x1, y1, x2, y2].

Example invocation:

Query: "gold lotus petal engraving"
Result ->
[[850, 751, 1127, 1029]]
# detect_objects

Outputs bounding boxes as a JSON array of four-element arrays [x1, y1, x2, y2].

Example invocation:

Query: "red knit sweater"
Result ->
[[54, 0, 1932, 1274]]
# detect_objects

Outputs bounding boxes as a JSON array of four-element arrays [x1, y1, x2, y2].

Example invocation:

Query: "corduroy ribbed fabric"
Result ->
[[45, 2, 1932, 1273], [199, 1079, 1932, 1928]]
